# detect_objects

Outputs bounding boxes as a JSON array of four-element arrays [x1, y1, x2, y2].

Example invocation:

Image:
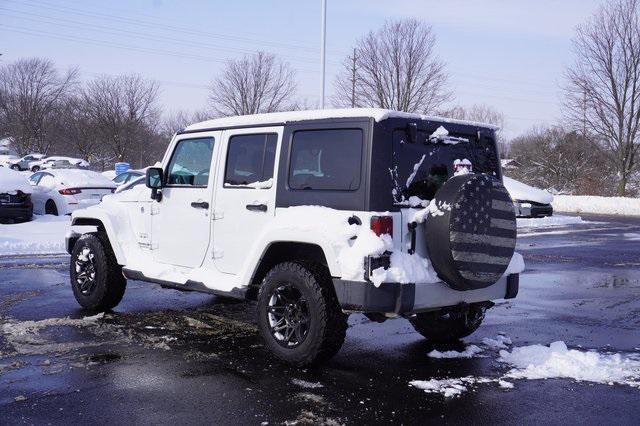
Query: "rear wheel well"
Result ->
[[247, 242, 329, 300]]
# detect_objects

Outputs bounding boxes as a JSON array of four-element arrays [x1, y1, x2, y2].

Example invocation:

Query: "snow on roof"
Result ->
[[183, 108, 500, 132], [48, 169, 116, 188], [0, 166, 32, 194]]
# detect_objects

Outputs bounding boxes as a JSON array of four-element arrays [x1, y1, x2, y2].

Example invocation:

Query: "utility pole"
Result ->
[[350, 48, 358, 108], [320, 0, 327, 108]]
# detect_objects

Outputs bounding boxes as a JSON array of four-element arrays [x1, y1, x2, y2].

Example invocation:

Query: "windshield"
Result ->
[[391, 128, 500, 203]]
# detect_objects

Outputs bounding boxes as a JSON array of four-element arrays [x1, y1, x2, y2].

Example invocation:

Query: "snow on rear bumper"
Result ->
[[333, 273, 518, 315]]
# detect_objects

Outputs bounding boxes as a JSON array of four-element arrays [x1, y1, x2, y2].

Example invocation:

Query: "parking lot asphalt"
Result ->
[[1, 214, 639, 425]]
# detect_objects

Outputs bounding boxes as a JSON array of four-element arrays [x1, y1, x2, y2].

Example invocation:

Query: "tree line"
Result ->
[[1, 1, 639, 196]]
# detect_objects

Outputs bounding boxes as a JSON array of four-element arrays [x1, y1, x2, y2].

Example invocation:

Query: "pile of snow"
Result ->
[[553, 195, 640, 217], [428, 345, 484, 359], [411, 336, 640, 398], [409, 377, 500, 397], [517, 215, 584, 228], [499, 341, 640, 387], [226, 178, 273, 189], [482, 335, 513, 349], [428, 126, 469, 144], [0, 166, 32, 194], [0, 215, 69, 256], [503, 177, 553, 205]]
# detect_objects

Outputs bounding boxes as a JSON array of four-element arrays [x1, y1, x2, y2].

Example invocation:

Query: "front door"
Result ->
[[213, 127, 282, 275], [153, 133, 219, 268]]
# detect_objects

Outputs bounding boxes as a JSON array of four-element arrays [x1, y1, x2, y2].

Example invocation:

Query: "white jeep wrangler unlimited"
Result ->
[[66, 108, 523, 366]]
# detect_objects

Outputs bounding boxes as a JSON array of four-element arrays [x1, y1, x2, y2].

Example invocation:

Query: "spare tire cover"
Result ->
[[425, 174, 516, 291]]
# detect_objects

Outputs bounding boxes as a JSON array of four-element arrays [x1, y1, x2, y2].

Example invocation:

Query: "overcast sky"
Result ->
[[0, 0, 607, 137]]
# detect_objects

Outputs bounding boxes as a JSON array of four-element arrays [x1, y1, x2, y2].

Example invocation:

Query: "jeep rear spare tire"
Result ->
[[425, 174, 516, 291], [257, 262, 347, 366]]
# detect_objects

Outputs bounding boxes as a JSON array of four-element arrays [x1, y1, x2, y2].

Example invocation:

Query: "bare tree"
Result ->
[[83, 74, 160, 164], [0, 58, 78, 155], [509, 126, 615, 195], [209, 51, 297, 116], [333, 19, 451, 113], [440, 104, 508, 155], [564, 0, 640, 195], [161, 109, 212, 140]]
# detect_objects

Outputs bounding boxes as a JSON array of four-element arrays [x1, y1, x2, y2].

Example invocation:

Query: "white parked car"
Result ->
[[66, 108, 522, 366], [7, 153, 45, 171], [503, 176, 553, 217], [31, 156, 90, 172], [0, 154, 20, 168], [29, 169, 116, 216]]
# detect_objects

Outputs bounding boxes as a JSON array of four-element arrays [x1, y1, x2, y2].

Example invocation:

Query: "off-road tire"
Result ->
[[409, 303, 487, 342], [70, 233, 126, 311], [31, 165, 40, 172], [45, 200, 58, 216], [10, 164, 20, 171], [257, 261, 347, 366]]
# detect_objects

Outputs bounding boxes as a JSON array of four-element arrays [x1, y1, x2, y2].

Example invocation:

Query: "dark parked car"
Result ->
[[0, 167, 33, 223]]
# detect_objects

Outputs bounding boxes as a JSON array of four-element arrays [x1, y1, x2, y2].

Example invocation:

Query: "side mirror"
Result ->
[[146, 167, 164, 201]]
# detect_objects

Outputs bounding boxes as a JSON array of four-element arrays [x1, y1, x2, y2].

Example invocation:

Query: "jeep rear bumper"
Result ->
[[333, 273, 519, 315]]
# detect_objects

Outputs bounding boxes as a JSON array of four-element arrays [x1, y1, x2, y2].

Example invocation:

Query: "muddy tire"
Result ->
[[257, 262, 347, 366], [70, 233, 126, 311], [409, 303, 487, 342]]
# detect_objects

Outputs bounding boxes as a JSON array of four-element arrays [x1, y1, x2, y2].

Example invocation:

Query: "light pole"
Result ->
[[320, 0, 327, 108]]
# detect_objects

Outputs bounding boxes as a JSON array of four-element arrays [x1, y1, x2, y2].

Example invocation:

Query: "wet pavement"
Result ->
[[1, 214, 640, 425]]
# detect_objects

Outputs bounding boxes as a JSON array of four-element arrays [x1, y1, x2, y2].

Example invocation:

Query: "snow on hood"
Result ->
[[50, 169, 116, 188], [0, 166, 32, 194], [503, 176, 553, 205]]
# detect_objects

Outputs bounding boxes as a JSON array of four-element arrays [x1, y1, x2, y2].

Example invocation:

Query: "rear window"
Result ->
[[392, 128, 499, 202], [289, 129, 362, 191]]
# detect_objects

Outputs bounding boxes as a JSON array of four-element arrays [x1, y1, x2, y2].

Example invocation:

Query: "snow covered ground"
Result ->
[[0, 215, 69, 256], [553, 195, 640, 217], [517, 214, 584, 228], [411, 335, 640, 398]]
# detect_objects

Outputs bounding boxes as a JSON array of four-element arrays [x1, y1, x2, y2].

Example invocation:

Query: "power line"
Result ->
[[7, 0, 350, 58], [0, 25, 321, 75], [0, 8, 341, 67]]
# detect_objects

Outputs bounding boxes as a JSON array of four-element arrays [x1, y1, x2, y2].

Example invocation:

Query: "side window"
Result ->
[[289, 129, 362, 191], [113, 173, 129, 184], [166, 137, 215, 187], [224, 133, 277, 188], [29, 173, 42, 185]]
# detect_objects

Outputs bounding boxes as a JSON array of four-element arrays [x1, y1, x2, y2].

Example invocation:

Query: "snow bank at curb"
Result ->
[[553, 195, 640, 217], [0, 215, 69, 256]]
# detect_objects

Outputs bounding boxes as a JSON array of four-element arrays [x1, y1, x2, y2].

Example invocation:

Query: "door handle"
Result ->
[[191, 201, 209, 209], [246, 203, 267, 212]]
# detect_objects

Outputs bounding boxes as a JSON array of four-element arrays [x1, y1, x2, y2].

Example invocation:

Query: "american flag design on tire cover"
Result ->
[[448, 174, 516, 289]]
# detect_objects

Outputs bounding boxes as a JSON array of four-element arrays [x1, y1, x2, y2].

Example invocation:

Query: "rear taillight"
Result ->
[[370, 216, 393, 237], [59, 188, 81, 195]]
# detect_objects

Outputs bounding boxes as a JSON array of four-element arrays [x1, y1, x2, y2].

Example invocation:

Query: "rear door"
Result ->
[[213, 127, 281, 275], [153, 133, 220, 268]]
